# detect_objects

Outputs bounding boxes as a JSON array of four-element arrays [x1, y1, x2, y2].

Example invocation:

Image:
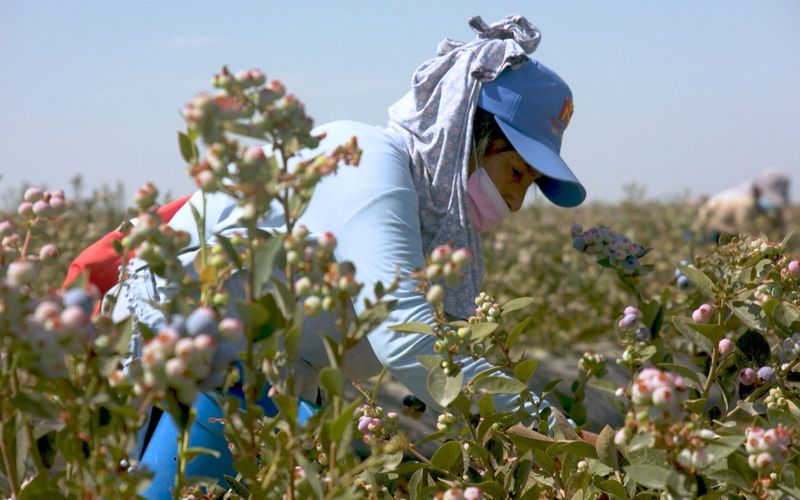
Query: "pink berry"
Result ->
[[24, 187, 43, 202], [7, 260, 36, 286], [48, 196, 65, 213], [788, 260, 800, 276], [431, 245, 452, 264], [195, 170, 216, 191], [623, 306, 641, 317], [618, 314, 638, 330], [318, 231, 337, 250], [0, 220, 15, 237], [17, 202, 33, 217], [464, 487, 484, 500], [34, 301, 62, 322], [451, 248, 471, 266], [39, 243, 58, 261], [218, 318, 244, 340], [718, 338, 734, 356], [739, 367, 756, 386], [60, 305, 88, 328], [357, 415, 371, 434], [32, 200, 52, 216]]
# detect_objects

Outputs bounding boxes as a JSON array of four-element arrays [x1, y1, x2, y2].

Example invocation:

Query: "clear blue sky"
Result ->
[[1, 1, 798, 203]]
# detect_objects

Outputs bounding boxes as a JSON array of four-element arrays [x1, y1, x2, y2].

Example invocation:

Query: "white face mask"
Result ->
[[466, 166, 511, 233]]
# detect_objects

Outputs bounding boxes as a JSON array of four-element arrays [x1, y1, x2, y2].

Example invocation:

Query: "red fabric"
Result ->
[[62, 194, 192, 294]]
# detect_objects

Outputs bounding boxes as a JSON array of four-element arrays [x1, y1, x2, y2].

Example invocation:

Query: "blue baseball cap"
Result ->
[[477, 58, 586, 207]]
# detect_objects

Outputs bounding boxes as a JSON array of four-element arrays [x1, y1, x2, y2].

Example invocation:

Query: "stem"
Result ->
[[173, 421, 191, 500], [10, 369, 46, 476], [0, 420, 18, 498], [701, 347, 719, 402], [20, 227, 33, 259]]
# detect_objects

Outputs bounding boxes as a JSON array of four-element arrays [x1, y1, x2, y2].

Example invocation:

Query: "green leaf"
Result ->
[[685, 398, 707, 414], [215, 234, 243, 270], [178, 131, 198, 163], [253, 235, 284, 298], [184, 446, 222, 461], [327, 399, 359, 443], [598, 479, 627, 500], [704, 435, 745, 462], [677, 264, 715, 298], [506, 424, 554, 453], [595, 425, 618, 468], [587, 378, 620, 396], [626, 446, 668, 466], [641, 300, 664, 337], [469, 321, 498, 341], [657, 362, 705, 391], [319, 367, 343, 399], [547, 440, 598, 459], [388, 322, 434, 335], [224, 475, 250, 498], [772, 302, 800, 331], [541, 378, 561, 396], [426, 365, 463, 407], [513, 359, 539, 383], [533, 448, 557, 476], [430, 440, 462, 472], [672, 316, 714, 354], [624, 464, 670, 490], [501, 297, 535, 315], [736, 329, 771, 366], [10, 393, 55, 419], [705, 469, 750, 491], [416, 355, 441, 371], [473, 376, 527, 395], [728, 301, 768, 331], [506, 316, 532, 348]]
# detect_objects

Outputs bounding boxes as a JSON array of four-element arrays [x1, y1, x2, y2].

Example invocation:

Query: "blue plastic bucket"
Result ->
[[138, 384, 319, 499]]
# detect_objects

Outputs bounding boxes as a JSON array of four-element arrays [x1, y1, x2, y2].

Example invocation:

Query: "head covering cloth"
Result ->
[[387, 15, 541, 318]]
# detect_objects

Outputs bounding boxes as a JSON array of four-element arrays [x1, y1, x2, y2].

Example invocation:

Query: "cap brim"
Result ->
[[494, 118, 586, 208]]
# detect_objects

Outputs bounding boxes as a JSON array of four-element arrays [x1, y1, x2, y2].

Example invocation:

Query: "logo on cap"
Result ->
[[549, 96, 574, 138]]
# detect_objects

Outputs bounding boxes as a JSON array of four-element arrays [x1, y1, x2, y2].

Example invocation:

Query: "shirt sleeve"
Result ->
[[330, 181, 550, 423]]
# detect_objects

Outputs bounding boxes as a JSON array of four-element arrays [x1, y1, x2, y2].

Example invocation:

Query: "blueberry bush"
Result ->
[[1, 67, 799, 499]]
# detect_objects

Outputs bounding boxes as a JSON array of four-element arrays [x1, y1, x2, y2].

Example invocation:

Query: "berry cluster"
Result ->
[[739, 366, 776, 387], [121, 211, 191, 280], [673, 260, 691, 289], [630, 367, 687, 423], [436, 412, 457, 432], [745, 425, 793, 473], [778, 333, 800, 373], [578, 352, 606, 378], [674, 427, 720, 471], [617, 305, 650, 341], [284, 226, 363, 316], [132, 182, 159, 211], [424, 245, 472, 287], [437, 486, 484, 500], [125, 308, 245, 405], [355, 404, 398, 445], [570, 224, 648, 276], [17, 187, 66, 221], [14, 288, 98, 378], [469, 292, 501, 323], [764, 387, 790, 410]]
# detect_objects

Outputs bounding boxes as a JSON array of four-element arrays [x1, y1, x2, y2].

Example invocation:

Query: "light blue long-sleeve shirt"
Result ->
[[147, 120, 549, 422]]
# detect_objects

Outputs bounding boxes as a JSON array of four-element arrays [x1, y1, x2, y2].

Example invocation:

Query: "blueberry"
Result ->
[[169, 314, 187, 335], [62, 288, 94, 316], [677, 276, 690, 289], [186, 307, 218, 337]]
